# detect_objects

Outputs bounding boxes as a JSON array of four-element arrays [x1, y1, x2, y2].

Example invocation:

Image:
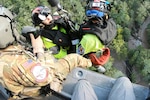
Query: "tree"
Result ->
[[128, 47, 150, 82], [146, 24, 150, 46], [2, 0, 50, 32], [60, 0, 85, 24], [110, 24, 128, 59]]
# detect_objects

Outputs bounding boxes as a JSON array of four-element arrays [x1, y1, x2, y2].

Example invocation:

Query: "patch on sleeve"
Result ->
[[31, 64, 49, 82], [76, 44, 84, 55]]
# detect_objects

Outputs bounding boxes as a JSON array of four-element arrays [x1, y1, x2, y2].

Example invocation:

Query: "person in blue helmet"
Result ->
[[77, 0, 117, 72]]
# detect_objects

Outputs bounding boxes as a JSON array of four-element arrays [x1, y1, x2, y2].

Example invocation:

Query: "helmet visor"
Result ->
[[38, 6, 51, 21], [38, 14, 47, 21], [86, 9, 104, 18]]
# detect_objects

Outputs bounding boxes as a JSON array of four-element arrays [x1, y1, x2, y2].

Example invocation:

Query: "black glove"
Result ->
[[21, 26, 40, 43], [54, 17, 68, 29]]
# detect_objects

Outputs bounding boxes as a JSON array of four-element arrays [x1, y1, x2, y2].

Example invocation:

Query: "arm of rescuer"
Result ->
[[50, 53, 92, 91], [29, 34, 45, 59], [21, 26, 45, 60], [0, 44, 92, 97]]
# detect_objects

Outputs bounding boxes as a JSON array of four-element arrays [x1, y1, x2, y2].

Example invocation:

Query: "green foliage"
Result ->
[[146, 25, 150, 46], [130, 0, 150, 27], [122, 27, 131, 41], [111, 1, 131, 27], [104, 57, 125, 78], [111, 24, 128, 59], [2, 0, 50, 32], [135, 5, 147, 25], [60, 0, 85, 24], [142, 59, 150, 81], [128, 47, 150, 81]]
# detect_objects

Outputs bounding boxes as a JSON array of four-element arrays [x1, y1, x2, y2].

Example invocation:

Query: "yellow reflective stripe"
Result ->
[[52, 25, 67, 34], [54, 46, 67, 59], [41, 37, 56, 49]]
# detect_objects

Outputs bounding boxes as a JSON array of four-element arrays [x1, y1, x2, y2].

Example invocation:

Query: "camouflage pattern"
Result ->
[[0, 44, 92, 99]]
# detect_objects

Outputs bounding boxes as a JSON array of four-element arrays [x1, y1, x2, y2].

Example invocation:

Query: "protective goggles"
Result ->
[[86, 9, 104, 18], [38, 6, 51, 21], [38, 14, 47, 21]]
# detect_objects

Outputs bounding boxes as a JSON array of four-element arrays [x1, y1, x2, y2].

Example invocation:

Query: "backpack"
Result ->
[[79, 18, 117, 46], [54, 17, 80, 45], [0, 5, 20, 49]]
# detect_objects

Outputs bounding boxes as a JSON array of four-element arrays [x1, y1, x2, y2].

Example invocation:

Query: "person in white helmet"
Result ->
[[22, 5, 79, 60]]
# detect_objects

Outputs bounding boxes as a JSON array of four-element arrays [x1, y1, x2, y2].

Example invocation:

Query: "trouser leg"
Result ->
[[108, 77, 136, 100], [71, 80, 98, 100]]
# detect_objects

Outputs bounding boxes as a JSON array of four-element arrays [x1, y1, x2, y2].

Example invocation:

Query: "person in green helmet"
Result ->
[[26, 5, 79, 59], [77, 0, 117, 72]]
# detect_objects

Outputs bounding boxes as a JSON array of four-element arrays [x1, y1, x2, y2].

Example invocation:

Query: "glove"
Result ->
[[21, 26, 40, 43], [54, 17, 68, 29]]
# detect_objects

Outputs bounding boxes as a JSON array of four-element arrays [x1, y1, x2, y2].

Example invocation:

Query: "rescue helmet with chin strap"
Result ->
[[85, 0, 111, 19], [31, 6, 51, 26]]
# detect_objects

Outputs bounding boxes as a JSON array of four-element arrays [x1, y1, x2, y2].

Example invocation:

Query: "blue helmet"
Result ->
[[85, 0, 111, 19]]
